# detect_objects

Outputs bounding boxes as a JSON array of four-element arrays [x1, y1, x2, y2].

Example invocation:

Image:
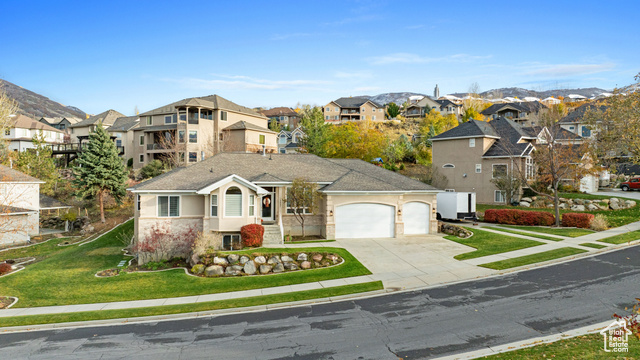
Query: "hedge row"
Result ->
[[484, 209, 555, 226], [241, 224, 264, 247], [561, 213, 594, 228]]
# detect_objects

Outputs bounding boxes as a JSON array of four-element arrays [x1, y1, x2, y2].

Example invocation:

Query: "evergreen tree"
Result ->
[[298, 105, 331, 157], [73, 123, 127, 223]]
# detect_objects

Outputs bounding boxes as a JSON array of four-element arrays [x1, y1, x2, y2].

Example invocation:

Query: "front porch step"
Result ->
[[262, 224, 283, 245]]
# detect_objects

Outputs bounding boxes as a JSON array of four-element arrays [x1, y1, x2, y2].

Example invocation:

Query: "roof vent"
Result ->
[[210, 168, 214, 173]]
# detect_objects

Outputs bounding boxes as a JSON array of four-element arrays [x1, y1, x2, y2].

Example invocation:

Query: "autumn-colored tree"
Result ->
[[461, 107, 485, 122], [0, 90, 18, 161], [286, 177, 321, 238], [383, 134, 413, 163], [15, 134, 60, 195], [325, 121, 388, 161], [386, 102, 400, 118], [420, 109, 458, 135]]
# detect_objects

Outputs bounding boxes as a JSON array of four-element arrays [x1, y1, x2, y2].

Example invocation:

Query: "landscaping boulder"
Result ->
[[574, 198, 584, 205], [254, 256, 266, 264], [546, 204, 554, 208], [273, 263, 285, 273], [188, 253, 201, 268], [225, 265, 243, 276], [300, 261, 311, 269], [243, 261, 257, 275], [602, 199, 610, 204], [585, 200, 592, 205], [521, 197, 533, 203], [326, 254, 339, 263], [213, 256, 228, 266], [192, 264, 205, 275], [267, 256, 281, 264], [519, 201, 531, 208], [227, 254, 239, 264], [558, 203, 568, 209], [625, 200, 636, 208], [239, 256, 251, 265], [610, 202, 621, 210], [297, 253, 308, 261], [281, 255, 294, 262], [570, 205, 585, 212], [283, 262, 299, 270], [312, 253, 323, 262], [587, 204, 599, 211], [205, 265, 224, 276], [259, 264, 272, 274], [531, 200, 546, 208]]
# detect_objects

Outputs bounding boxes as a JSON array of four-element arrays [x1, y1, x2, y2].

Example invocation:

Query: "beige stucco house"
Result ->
[[132, 95, 276, 169], [68, 109, 125, 142], [106, 116, 140, 165], [129, 153, 440, 260], [0, 165, 43, 247], [4, 114, 65, 152], [404, 97, 463, 120], [481, 102, 547, 127], [323, 97, 386, 123]]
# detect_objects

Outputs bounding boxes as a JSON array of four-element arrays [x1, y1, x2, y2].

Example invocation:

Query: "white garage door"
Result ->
[[335, 203, 395, 239], [403, 202, 430, 235]]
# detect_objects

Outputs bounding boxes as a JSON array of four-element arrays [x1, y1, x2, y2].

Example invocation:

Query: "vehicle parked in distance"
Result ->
[[620, 178, 640, 191]]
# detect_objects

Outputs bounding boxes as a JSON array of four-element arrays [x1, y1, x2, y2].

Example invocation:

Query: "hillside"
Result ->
[[0, 79, 86, 119], [451, 87, 610, 99]]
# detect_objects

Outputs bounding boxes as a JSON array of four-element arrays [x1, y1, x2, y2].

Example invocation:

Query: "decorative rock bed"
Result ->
[[518, 196, 636, 211], [439, 223, 472, 238], [191, 252, 342, 277]]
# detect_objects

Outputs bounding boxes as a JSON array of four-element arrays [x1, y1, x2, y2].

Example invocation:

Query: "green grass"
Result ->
[[580, 242, 608, 249], [0, 237, 73, 261], [479, 248, 588, 270], [598, 230, 640, 245], [445, 227, 544, 260], [477, 193, 640, 228], [485, 333, 639, 359], [0, 220, 372, 308], [0, 281, 383, 328], [486, 227, 563, 241], [501, 225, 595, 238]]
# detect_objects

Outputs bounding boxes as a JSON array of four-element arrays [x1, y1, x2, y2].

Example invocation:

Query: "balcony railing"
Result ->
[[341, 109, 359, 114], [147, 143, 170, 150]]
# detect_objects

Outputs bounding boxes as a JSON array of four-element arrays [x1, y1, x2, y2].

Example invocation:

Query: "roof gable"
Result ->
[[431, 119, 499, 141], [0, 165, 44, 183]]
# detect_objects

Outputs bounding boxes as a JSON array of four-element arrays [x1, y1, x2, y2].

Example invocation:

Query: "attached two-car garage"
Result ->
[[334, 202, 430, 239]]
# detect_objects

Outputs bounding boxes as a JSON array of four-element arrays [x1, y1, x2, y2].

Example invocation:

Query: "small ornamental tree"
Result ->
[[73, 123, 128, 223], [134, 223, 198, 264], [286, 177, 321, 238]]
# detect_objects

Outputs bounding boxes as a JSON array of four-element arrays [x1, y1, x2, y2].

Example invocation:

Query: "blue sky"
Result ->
[[1, 0, 638, 115]]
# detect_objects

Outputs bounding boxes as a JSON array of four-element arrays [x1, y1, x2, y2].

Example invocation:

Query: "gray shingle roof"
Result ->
[[139, 95, 266, 119], [131, 153, 437, 192], [559, 103, 608, 124], [39, 194, 71, 209], [107, 116, 140, 132], [70, 109, 125, 128], [332, 97, 383, 108], [482, 117, 532, 157], [0, 205, 36, 215], [225, 121, 275, 133], [430, 119, 498, 140], [481, 101, 545, 116], [0, 165, 43, 183], [261, 107, 299, 117]]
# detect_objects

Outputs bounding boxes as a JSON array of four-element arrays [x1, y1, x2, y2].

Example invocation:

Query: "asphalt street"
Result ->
[[1, 246, 639, 360]]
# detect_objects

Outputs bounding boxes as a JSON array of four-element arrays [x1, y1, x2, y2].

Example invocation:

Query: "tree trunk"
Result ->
[[99, 191, 106, 223], [553, 184, 560, 227], [301, 218, 305, 238]]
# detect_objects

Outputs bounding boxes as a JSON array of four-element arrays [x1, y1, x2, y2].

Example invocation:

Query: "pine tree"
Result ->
[[73, 123, 127, 223]]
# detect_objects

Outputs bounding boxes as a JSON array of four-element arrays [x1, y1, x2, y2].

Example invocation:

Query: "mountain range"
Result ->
[[0, 79, 86, 119]]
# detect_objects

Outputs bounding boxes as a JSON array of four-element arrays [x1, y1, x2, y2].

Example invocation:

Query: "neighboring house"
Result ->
[[277, 127, 306, 154], [404, 97, 462, 119], [39, 116, 82, 132], [0, 165, 43, 246], [323, 97, 386, 122], [129, 153, 439, 260], [558, 103, 608, 139], [481, 101, 547, 127], [68, 109, 125, 141], [106, 116, 140, 164], [432, 117, 584, 204], [3, 114, 64, 151], [261, 107, 300, 129], [564, 94, 588, 102], [132, 95, 275, 169], [541, 97, 561, 106]]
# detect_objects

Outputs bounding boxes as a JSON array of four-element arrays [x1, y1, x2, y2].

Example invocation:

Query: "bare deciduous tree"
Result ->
[[285, 177, 321, 238]]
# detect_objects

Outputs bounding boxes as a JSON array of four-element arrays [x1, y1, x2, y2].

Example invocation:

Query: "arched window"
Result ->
[[225, 187, 242, 217], [442, 163, 455, 168]]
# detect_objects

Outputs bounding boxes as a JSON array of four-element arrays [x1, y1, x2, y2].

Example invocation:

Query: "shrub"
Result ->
[[61, 211, 77, 222], [191, 264, 205, 274], [562, 213, 594, 228], [484, 209, 555, 226], [139, 160, 165, 179], [590, 214, 609, 231], [0, 262, 12, 275], [241, 224, 264, 247], [127, 158, 133, 168]]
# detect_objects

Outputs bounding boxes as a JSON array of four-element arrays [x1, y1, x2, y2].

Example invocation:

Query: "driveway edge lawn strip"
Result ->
[[447, 227, 545, 260], [486, 227, 563, 241], [0, 281, 383, 329], [479, 248, 588, 270], [579, 242, 607, 249], [598, 229, 640, 245]]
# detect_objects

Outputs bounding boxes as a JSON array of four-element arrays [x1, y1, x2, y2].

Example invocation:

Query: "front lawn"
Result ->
[[479, 247, 588, 270], [486, 227, 563, 241], [598, 230, 640, 245], [485, 333, 639, 359], [477, 193, 640, 228], [0, 281, 383, 328], [501, 225, 595, 238], [580, 243, 608, 249], [0, 220, 372, 308], [446, 227, 544, 260]]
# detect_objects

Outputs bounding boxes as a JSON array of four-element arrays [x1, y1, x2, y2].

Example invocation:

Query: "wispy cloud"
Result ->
[[368, 52, 492, 65], [160, 74, 332, 91], [523, 63, 616, 77]]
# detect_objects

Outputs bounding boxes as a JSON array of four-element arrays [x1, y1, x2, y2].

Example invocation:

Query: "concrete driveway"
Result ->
[[592, 188, 640, 200], [333, 235, 495, 289]]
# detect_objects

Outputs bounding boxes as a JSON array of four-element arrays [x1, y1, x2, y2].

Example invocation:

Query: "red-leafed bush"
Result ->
[[0, 263, 12, 276], [562, 213, 594, 228], [484, 209, 555, 226], [241, 224, 264, 247]]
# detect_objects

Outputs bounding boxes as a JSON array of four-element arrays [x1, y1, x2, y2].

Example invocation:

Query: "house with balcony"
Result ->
[[131, 95, 276, 169], [129, 153, 440, 263], [404, 97, 462, 120], [261, 107, 300, 130], [68, 109, 124, 141], [481, 101, 546, 127], [277, 127, 306, 154], [3, 114, 65, 151], [106, 116, 140, 164], [39, 116, 82, 133], [323, 97, 386, 123]]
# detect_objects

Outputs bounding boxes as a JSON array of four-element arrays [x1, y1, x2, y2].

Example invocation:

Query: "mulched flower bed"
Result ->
[[0, 297, 15, 309]]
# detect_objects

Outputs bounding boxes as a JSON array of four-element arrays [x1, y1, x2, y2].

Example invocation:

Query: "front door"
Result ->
[[261, 192, 275, 222]]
